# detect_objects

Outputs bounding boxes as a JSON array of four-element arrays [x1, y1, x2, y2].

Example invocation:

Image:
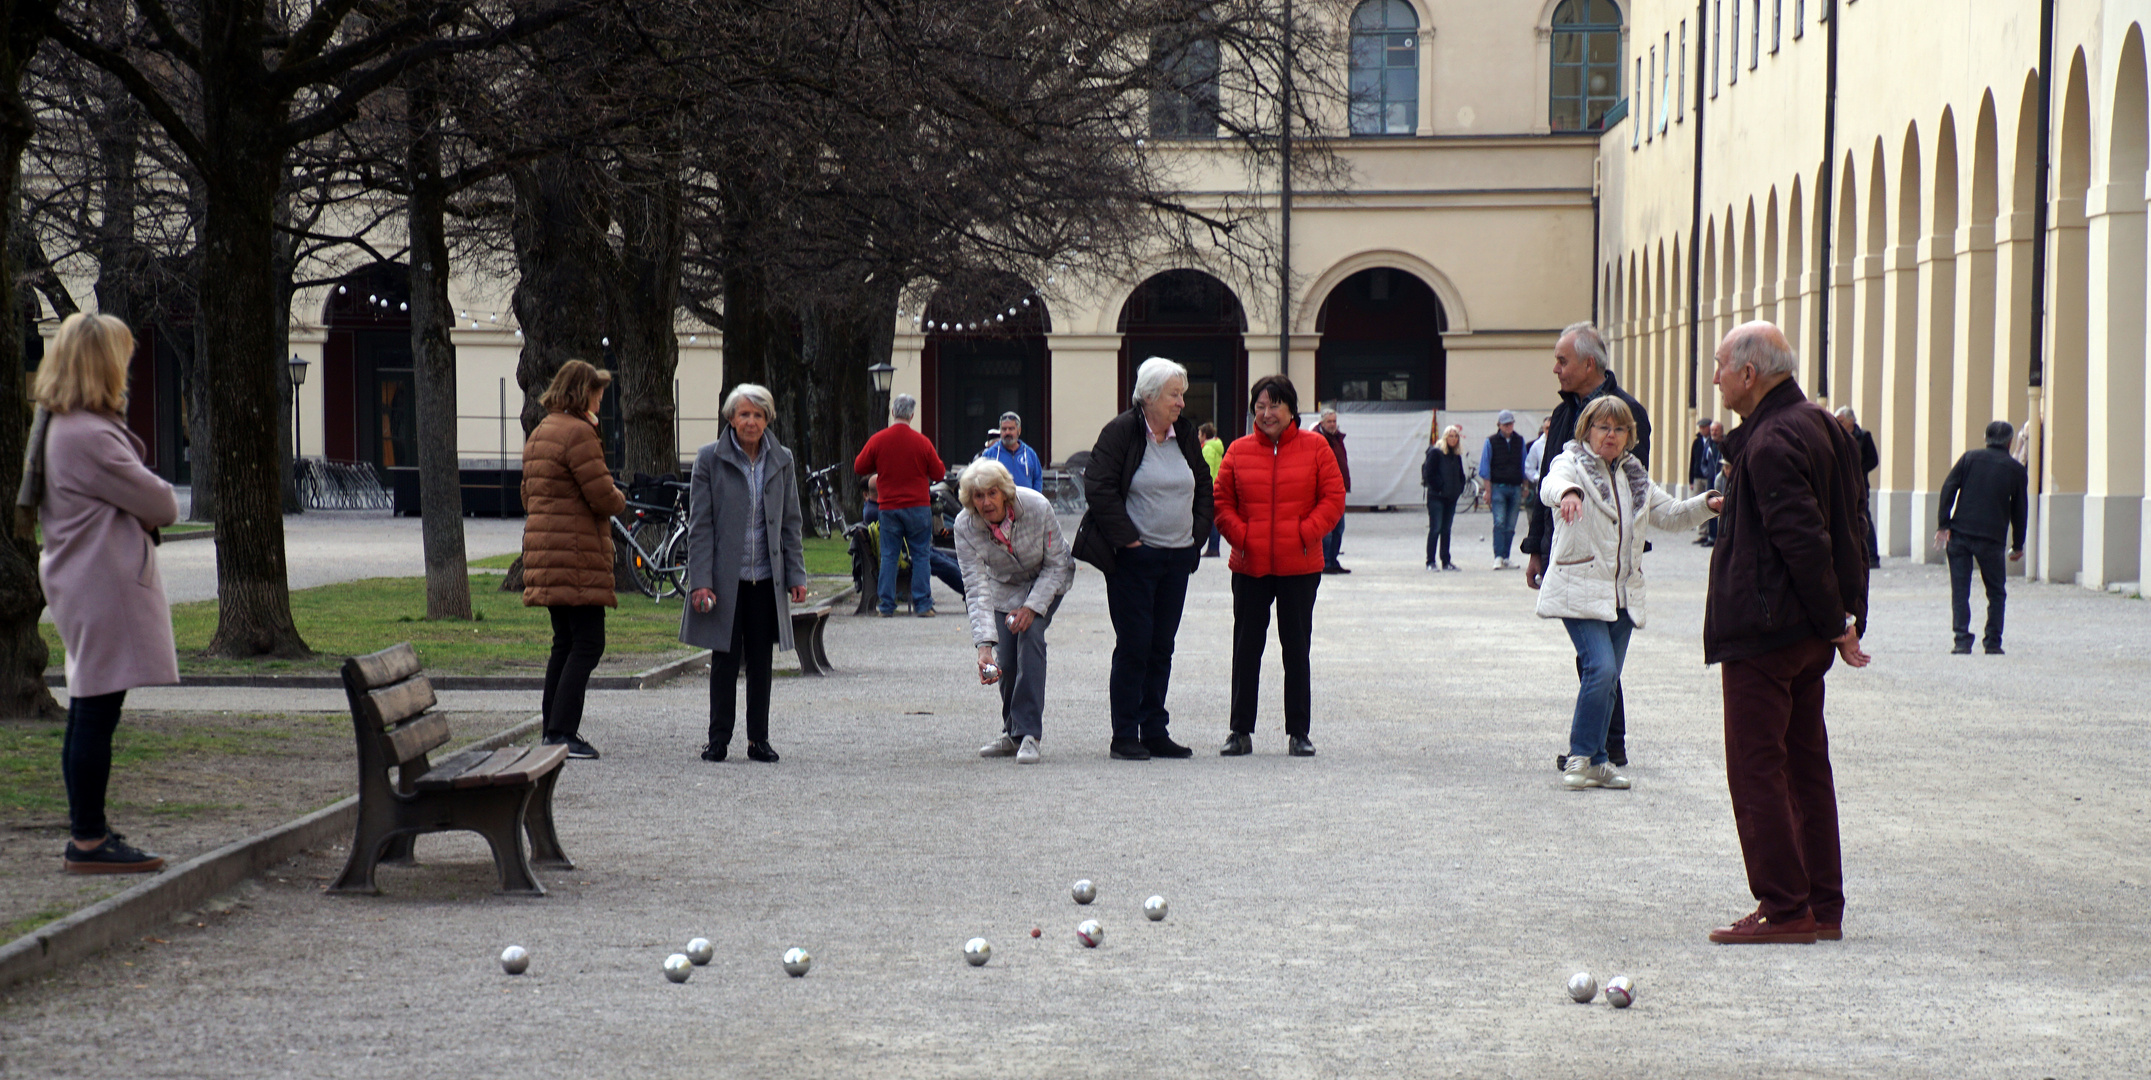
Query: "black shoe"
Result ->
[[1442, 563, 1460, 572], [1109, 739, 1152, 761], [1950, 643, 1973, 655], [1143, 736, 1194, 759], [1555, 752, 1568, 773], [701, 742, 727, 762], [1220, 732, 1253, 756], [1288, 735, 1317, 757], [1608, 751, 1628, 768], [63, 832, 166, 875], [746, 740, 779, 763], [1984, 644, 2005, 655], [546, 735, 600, 759], [1332, 565, 1352, 574]]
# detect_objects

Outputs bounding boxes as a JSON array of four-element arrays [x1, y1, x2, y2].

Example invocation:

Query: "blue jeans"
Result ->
[[1563, 610, 1635, 765], [1322, 514, 1345, 567], [1104, 543, 1197, 742], [1490, 483, 1522, 559], [928, 547, 965, 599], [877, 505, 935, 614]]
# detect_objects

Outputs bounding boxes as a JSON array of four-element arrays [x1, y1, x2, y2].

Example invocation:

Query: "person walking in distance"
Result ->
[[1934, 421, 2028, 655], [1200, 421, 1225, 557], [854, 393, 947, 617], [1690, 417, 1722, 547], [1478, 410, 1528, 569], [1835, 407, 1883, 569], [1423, 424, 1467, 570], [1316, 408, 1352, 574], [1520, 322, 1650, 770], [521, 359, 628, 760], [1703, 321, 1872, 945]]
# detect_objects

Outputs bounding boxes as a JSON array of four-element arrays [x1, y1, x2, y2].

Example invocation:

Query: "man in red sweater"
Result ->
[[854, 393, 947, 616]]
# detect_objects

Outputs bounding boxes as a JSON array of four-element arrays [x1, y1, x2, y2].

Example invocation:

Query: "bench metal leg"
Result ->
[[808, 612, 835, 674], [328, 820, 396, 896], [524, 768, 574, 869], [380, 833, 419, 867], [470, 788, 546, 896], [793, 612, 830, 676]]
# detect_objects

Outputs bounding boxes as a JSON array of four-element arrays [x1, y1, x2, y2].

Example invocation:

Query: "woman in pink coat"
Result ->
[[31, 313, 180, 874]]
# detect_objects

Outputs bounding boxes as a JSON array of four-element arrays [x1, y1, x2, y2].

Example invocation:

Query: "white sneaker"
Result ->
[[1562, 755, 1599, 790], [979, 735, 1017, 758], [1589, 761, 1631, 789], [1493, 558, 1508, 571], [1016, 735, 1040, 764]]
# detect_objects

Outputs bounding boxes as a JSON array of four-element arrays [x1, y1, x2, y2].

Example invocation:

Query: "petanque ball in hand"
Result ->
[[1143, 896, 1168, 921], [663, 954, 693, 983], [685, 938, 714, 966], [963, 938, 992, 966], [1604, 976, 1635, 1008], [1077, 920, 1103, 948], [1072, 879, 1097, 905], [1567, 972, 1597, 1003], [783, 947, 813, 977], [499, 945, 529, 975]]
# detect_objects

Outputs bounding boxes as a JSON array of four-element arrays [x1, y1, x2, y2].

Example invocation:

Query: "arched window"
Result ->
[[1349, 0, 1419, 136], [1149, 31, 1220, 138], [1551, 0, 1623, 132]]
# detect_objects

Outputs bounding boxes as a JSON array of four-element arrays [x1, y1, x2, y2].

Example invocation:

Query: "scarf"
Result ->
[[1564, 440, 1651, 513]]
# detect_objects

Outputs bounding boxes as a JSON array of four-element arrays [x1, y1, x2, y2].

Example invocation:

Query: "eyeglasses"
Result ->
[[1589, 423, 1631, 436]]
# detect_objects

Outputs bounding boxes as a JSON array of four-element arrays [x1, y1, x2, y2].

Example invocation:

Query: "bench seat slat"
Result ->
[[361, 676, 437, 729], [412, 747, 520, 792], [483, 743, 569, 787], [345, 643, 423, 691], [383, 713, 451, 765]]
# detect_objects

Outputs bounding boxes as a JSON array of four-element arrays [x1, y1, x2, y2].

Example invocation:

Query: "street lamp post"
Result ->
[[868, 359, 895, 428], [288, 354, 310, 478]]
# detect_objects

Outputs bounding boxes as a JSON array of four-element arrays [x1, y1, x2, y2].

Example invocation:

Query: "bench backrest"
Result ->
[[341, 643, 446, 773]]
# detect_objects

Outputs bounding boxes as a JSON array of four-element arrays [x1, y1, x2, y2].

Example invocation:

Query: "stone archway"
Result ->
[[1117, 270, 1249, 440]]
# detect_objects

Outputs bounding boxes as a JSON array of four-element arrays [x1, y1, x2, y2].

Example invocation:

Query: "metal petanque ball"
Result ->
[[663, 954, 693, 984], [499, 945, 529, 976], [1143, 896, 1168, 921], [1077, 919, 1103, 948], [685, 938, 714, 966], [1072, 879, 1097, 905], [1604, 976, 1636, 1008], [782, 947, 814, 977], [964, 938, 992, 966], [1566, 972, 1597, 1003]]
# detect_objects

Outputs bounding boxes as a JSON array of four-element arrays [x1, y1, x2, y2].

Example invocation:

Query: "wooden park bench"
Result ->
[[328, 642, 572, 897], [791, 600, 837, 676]]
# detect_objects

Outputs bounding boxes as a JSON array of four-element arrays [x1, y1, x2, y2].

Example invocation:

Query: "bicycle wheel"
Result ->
[[625, 519, 670, 599], [651, 519, 689, 599]]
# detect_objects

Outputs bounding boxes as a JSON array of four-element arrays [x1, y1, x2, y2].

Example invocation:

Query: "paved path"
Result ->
[[155, 511, 527, 605], [3, 510, 2143, 1078]]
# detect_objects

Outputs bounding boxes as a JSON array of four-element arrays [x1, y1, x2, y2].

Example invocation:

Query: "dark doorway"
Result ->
[[1118, 269, 1248, 438], [1315, 267, 1447, 407], [322, 264, 415, 473], [921, 280, 1050, 466]]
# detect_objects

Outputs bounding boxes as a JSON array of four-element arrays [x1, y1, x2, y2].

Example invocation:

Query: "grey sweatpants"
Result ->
[[997, 594, 1064, 741]]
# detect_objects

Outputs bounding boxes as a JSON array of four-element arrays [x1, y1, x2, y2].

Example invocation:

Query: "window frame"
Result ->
[[1347, 0, 1422, 137], [1548, 0, 1624, 134], [1147, 31, 1221, 139]]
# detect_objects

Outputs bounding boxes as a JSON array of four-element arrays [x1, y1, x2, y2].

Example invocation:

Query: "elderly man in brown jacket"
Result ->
[[1704, 321, 1872, 945]]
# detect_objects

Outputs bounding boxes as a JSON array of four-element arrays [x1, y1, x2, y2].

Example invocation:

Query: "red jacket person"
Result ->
[[1703, 321, 1872, 945]]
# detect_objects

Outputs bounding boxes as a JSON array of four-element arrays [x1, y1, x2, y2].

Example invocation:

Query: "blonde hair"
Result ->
[[957, 458, 1018, 515], [35, 313, 133, 415], [1575, 396, 1637, 453], [539, 358, 612, 414], [1440, 424, 1463, 452]]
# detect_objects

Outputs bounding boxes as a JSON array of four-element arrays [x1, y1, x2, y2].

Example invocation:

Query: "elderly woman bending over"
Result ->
[[956, 459, 1073, 764], [1072, 356, 1214, 761], [1537, 396, 1720, 791]]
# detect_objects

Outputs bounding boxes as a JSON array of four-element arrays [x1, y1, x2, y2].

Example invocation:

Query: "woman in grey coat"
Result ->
[[682, 384, 808, 763], [955, 459, 1073, 764]]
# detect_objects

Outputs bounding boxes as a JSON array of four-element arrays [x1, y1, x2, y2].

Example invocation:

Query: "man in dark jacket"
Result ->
[[1935, 420, 2029, 655], [1479, 411, 1528, 568], [1835, 407, 1882, 568], [1689, 418, 1722, 546], [1317, 409, 1352, 573], [1522, 322, 1649, 769], [1703, 321, 1871, 946]]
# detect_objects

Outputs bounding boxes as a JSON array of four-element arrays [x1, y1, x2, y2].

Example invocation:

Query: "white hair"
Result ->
[[1723, 321, 1798, 379], [957, 458, 1018, 515], [1131, 356, 1189, 408], [721, 383, 777, 425], [1561, 321, 1611, 374], [999, 411, 1021, 426], [892, 393, 918, 420], [1321, 407, 1338, 420]]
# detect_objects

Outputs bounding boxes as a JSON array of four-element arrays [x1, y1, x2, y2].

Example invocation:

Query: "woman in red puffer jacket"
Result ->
[[1213, 374, 1346, 758]]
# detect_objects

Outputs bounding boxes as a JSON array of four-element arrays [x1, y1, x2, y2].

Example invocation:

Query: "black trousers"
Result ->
[[1229, 572, 1321, 736], [711, 579, 780, 746], [543, 605, 606, 740], [1947, 534, 2007, 649], [62, 690, 127, 841], [1427, 498, 1457, 567]]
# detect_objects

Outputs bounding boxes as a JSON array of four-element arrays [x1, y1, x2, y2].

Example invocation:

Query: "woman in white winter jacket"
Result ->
[[1538, 396, 1721, 791]]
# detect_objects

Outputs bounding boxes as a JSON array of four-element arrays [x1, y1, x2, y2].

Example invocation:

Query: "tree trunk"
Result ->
[[409, 85, 473, 620], [197, 149, 308, 658], [510, 155, 615, 436], [614, 162, 685, 479], [184, 313, 215, 522], [0, 0, 62, 718], [797, 285, 897, 518], [270, 185, 302, 514]]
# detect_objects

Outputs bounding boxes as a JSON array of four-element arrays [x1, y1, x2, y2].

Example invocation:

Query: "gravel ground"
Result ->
[[1, 510, 2142, 1079]]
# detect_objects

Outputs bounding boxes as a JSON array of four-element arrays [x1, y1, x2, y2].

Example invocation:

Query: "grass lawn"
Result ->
[[0, 713, 345, 819], [471, 534, 853, 575]]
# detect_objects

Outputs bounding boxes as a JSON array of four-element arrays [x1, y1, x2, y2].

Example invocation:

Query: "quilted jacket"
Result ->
[[1534, 441, 1716, 627], [1214, 423, 1347, 578], [521, 410, 628, 608]]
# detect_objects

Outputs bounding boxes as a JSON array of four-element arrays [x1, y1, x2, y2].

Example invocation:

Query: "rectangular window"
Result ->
[[1729, 1, 1739, 85], [1646, 47, 1654, 142], [1772, 0, 1782, 53], [1634, 57, 1643, 148], [1750, 0, 1760, 69], [1712, 2, 1721, 97], [1678, 22, 1687, 119], [1795, 0, 1805, 38]]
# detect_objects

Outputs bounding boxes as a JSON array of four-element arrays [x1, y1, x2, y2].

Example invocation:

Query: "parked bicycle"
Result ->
[[612, 475, 690, 601], [804, 462, 848, 539]]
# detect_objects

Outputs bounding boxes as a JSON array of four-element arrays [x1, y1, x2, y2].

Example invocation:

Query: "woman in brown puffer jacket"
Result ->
[[521, 359, 627, 759]]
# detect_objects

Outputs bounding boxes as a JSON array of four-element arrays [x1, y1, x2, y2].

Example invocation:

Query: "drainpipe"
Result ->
[[1814, 0, 1840, 398], [1685, 0, 1708, 408]]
